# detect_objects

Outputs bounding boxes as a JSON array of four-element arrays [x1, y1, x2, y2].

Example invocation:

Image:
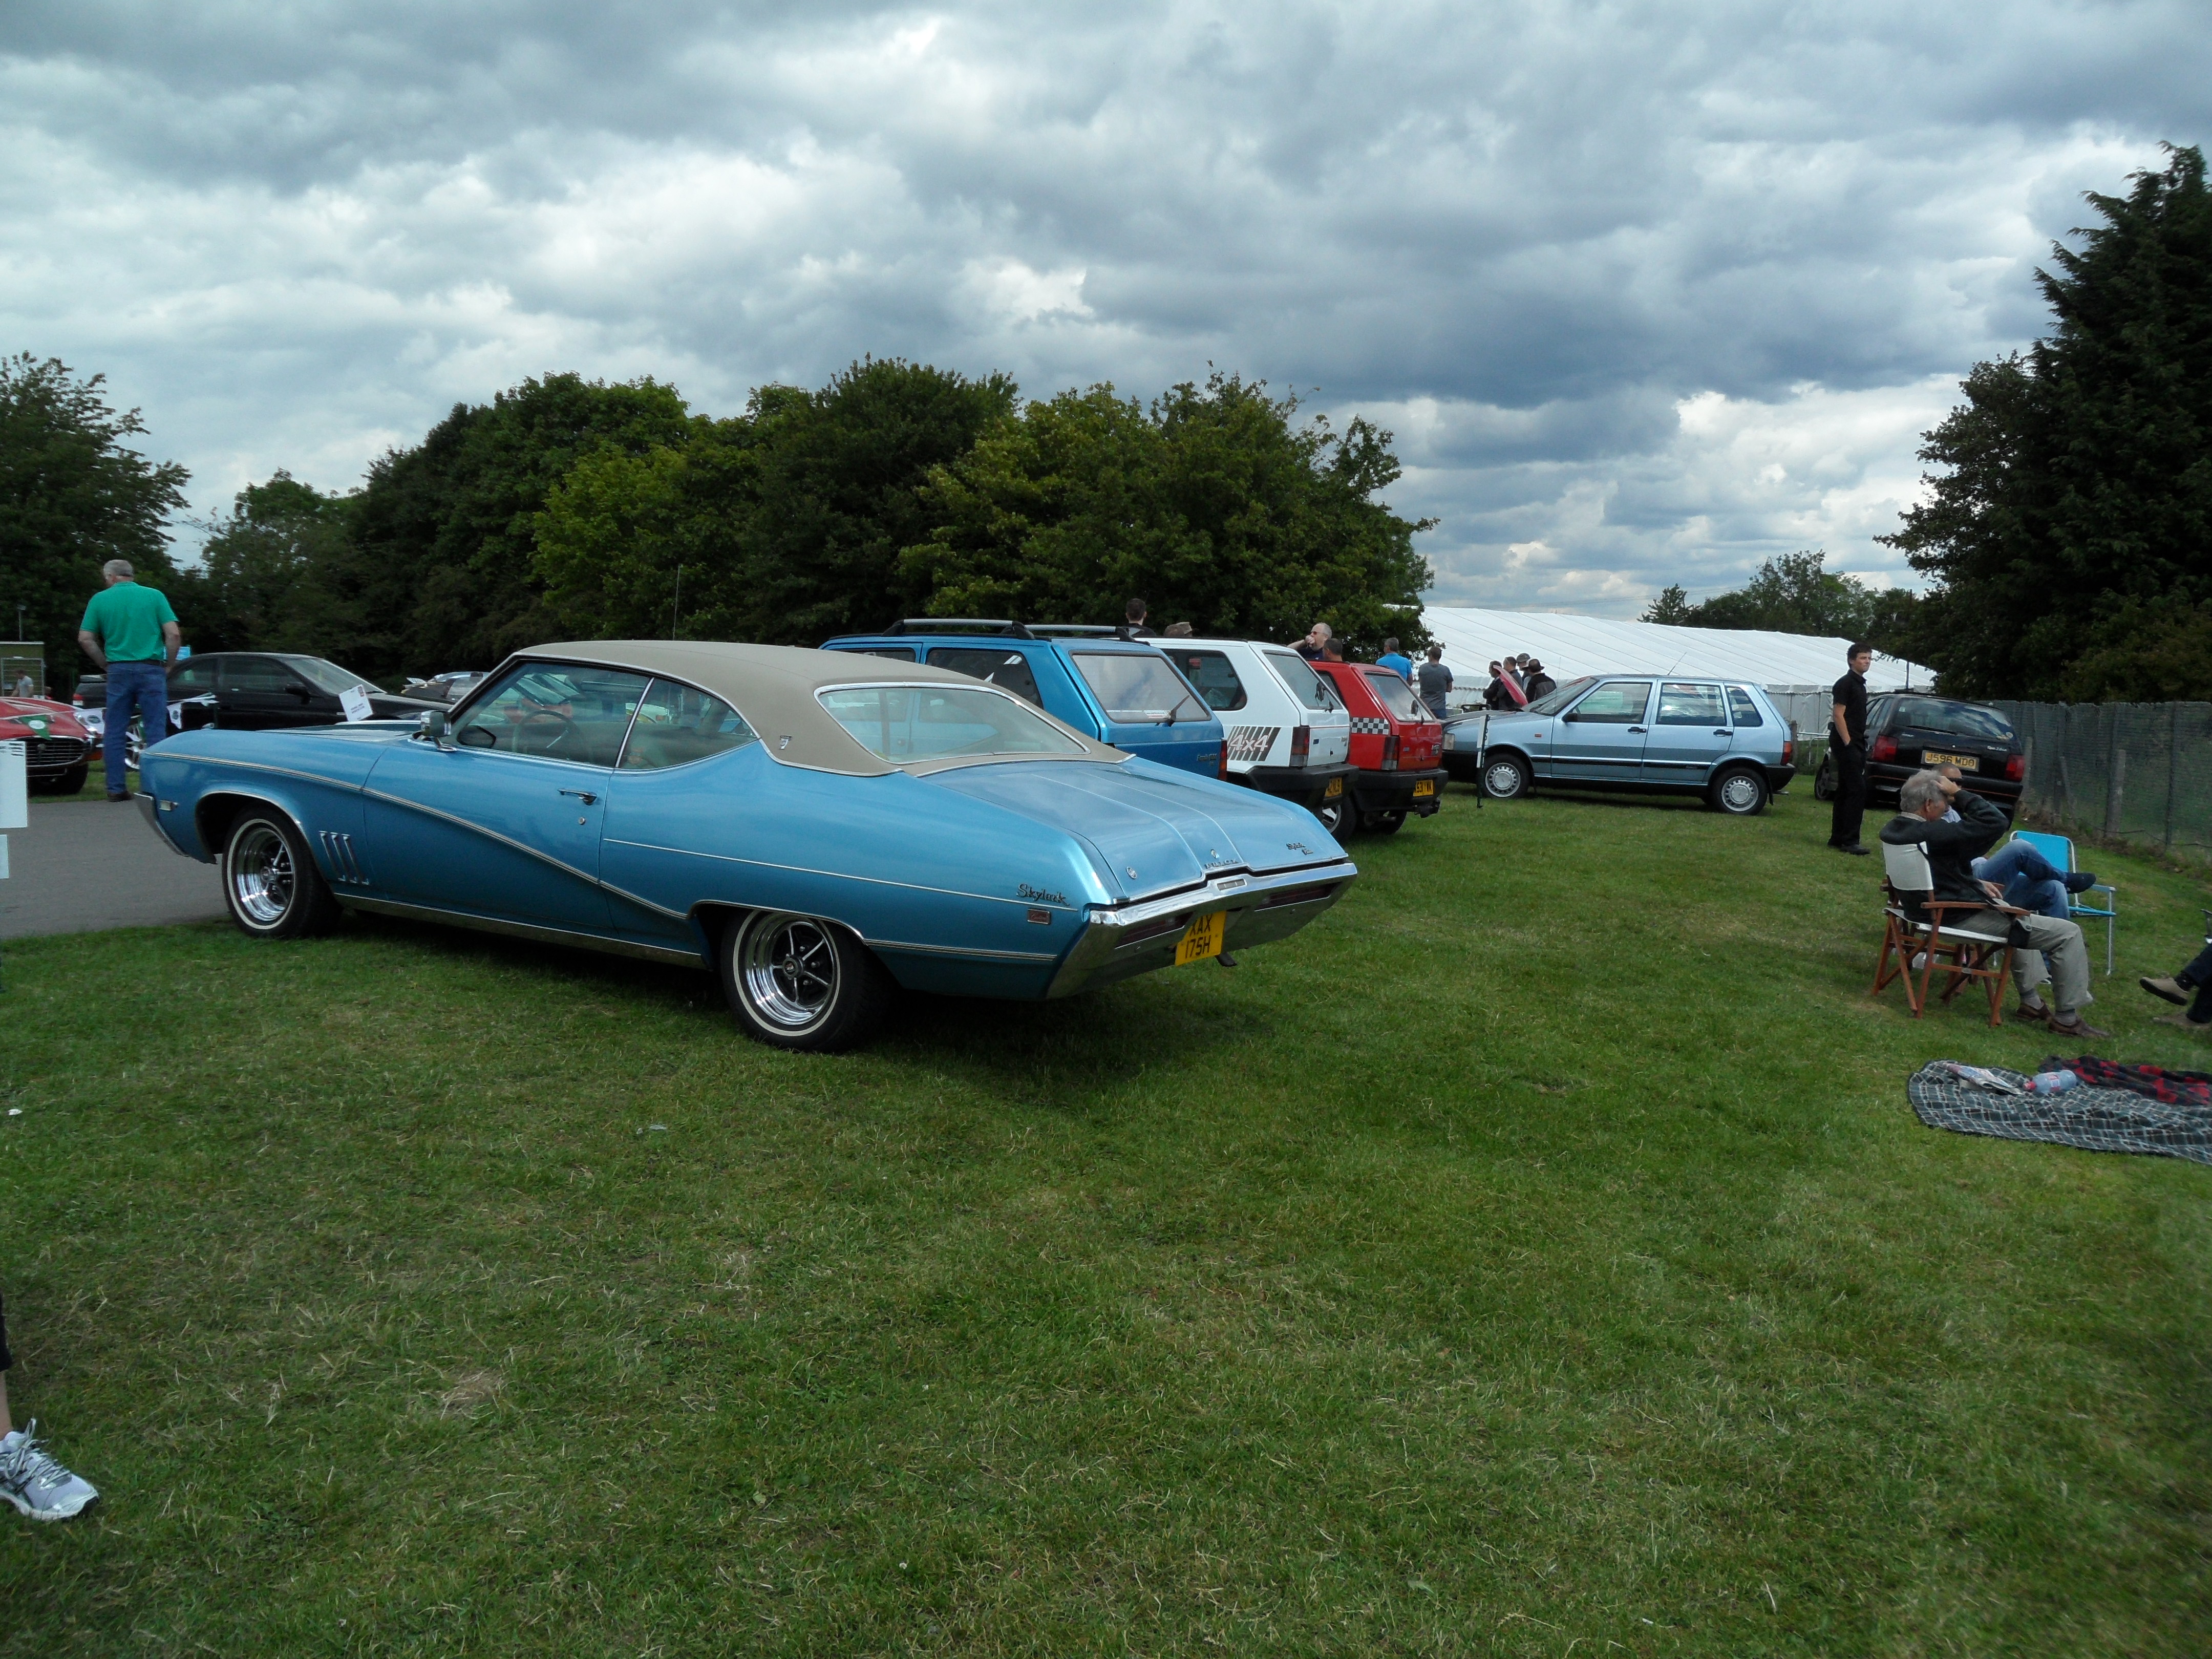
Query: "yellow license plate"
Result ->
[[1175, 910, 1227, 966], [1923, 751, 1979, 771], [1412, 779, 1436, 797], [1324, 777, 1345, 798]]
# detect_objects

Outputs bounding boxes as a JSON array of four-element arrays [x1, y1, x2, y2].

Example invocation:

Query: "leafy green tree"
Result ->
[[535, 360, 1020, 647], [1641, 550, 1882, 638], [901, 373, 1433, 655], [337, 374, 693, 683], [182, 472, 354, 657], [1884, 144, 2212, 699], [0, 354, 189, 688]]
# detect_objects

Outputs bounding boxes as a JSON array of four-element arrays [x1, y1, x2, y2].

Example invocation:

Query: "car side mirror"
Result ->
[[1562, 711, 1579, 722], [419, 709, 454, 749]]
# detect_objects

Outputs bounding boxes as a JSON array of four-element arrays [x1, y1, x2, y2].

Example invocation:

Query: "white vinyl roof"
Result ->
[[1416, 606, 1932, 693]]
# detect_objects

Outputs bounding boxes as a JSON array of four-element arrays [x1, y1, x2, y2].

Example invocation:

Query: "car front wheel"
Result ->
[[1708, 767, 1770, 816], [221, 812, 343, 939], [1481, 753, 1532, 800], [719, 909, 893, 1052]]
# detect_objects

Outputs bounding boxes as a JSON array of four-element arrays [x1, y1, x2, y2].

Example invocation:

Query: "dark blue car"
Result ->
[[820, 621, 1228, 779]]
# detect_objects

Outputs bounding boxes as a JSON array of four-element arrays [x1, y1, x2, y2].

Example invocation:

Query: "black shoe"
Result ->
[[1835, 843, 1870, 857], [2064, 870, 2099, 894], [105, 793, 131, 803]]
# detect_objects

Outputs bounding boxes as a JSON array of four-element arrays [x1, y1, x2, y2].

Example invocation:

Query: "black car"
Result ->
[[1814, 694, 2025, 815], [164, 653, 439, 732]]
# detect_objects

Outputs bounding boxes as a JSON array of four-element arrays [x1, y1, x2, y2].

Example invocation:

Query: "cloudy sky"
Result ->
[[4, 2, 2205, 613]]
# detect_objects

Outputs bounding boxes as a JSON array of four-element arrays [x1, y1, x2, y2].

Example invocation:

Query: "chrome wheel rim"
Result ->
[[1719, 773, 1762, 812], [1484, 760, 1523, 797], [1315, 800, 1345, 834], [740, 913, 839, 1029], [229, 823, 294, 925]]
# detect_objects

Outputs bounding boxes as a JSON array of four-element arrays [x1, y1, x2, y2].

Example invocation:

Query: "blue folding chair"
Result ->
[[2010, 830, 2117, 975]]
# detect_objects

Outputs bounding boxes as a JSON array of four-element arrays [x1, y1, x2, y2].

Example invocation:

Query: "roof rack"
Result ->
[[876, 619, 1036, 639], [1027, 624, 1122, 638]]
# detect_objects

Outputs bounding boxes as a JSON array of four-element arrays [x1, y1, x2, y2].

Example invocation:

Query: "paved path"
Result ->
[[1, 800, 227, 939]]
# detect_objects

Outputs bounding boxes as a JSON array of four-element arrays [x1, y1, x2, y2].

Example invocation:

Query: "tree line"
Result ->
[[3, 356, 1435, 691], [1647, 145, 2211, 703]]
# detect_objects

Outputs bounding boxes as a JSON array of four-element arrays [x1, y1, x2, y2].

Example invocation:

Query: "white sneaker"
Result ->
[[0, 1424, 99, 1521], [1911, 952, 1930, 971]]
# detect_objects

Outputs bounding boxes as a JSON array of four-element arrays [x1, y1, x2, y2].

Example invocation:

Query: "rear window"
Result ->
[[847, 646, 916, 662], [1890, 697, 2014, 742], [925, 647, 1043, 706], [818, 685, 1083, 762], [1727, 687, 1765, 728], [1070, 652, 1206, 724], [1655, 683, 1725, 726], [1172, 649, 1247, 712], [1363, 670, 1425, 721], [1262, 650, 1342, 712]]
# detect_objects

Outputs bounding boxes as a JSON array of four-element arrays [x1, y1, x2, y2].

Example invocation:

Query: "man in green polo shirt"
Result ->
[[77, 559, 181, 801]]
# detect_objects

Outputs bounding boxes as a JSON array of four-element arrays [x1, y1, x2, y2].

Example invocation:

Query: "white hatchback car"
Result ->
[[1155, 639, 1358, 835]]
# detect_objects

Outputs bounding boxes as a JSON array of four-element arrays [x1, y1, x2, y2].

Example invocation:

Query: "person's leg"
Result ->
[[2140, 941, 2212, 1018], [101, 669, 134, 794], [135, 660, 168, 748], [2006, 874, 2071, 921], [1972, 840, 2056, 887], [0, 1286, 98, 1522], [0, 1288, 12, 1437], [1829, 743, 1867, 847], [2019, 915, 2097, 1030]]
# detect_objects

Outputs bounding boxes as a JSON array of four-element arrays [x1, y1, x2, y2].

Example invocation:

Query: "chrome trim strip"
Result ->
[[863, 937, 1060, 964], [604, 837, 1095, 913], [342, 896, 708, 968], [135, 791, 196, 858]]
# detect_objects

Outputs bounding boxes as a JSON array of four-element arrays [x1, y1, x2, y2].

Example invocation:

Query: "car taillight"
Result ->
[[1216, 741, 1229, 780], [1290, 726, 1310, 765], [2005, 753, 2025, 782], [1781, 736, 1795, 764], [1381, 733, 1399, 771], [1869, 734, 1896, 762]]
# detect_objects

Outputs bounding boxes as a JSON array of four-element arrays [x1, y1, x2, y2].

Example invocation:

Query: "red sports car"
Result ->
[[0, 696, 96, 795]]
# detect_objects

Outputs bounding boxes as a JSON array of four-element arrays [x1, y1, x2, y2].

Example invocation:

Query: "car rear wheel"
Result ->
[[1313, 797, 1347, 837], [1811, 755, 1836, 800], [1481, 754, 1532, 800], [719, 909, 893, 1052], [1708, 767, 1770, 816], [221, 812, 343, 939]]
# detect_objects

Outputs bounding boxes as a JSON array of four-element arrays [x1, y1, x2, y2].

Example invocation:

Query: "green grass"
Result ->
[[3, 786, 2208, 1654]]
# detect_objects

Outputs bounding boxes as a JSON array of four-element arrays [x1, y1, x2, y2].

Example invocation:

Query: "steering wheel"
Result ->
[[514, 706, 575, 754]]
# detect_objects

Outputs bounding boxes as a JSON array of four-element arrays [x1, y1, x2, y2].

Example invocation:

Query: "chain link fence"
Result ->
[[1993, 701, 2212, 865]]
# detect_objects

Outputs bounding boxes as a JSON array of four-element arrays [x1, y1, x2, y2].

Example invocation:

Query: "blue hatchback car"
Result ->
[[1441, 674, 1797, 814], [820, 621, 1227, 779]]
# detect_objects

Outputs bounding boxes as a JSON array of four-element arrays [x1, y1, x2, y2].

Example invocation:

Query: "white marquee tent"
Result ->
[[1415, 605, 1933, 735]]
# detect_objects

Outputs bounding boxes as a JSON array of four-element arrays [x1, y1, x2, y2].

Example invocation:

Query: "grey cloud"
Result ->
[[1, 1, 2206, 610]]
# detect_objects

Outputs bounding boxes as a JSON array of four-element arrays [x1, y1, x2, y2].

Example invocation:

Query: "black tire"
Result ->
[[1708, 767, 1770, 816], [718, 909, 894, 1052], [221, 811, 343, 939], [1480, 753, 1532, 800], [1812, 757, 1836, 801], [1313, 796, 1348, 837], [29, 762, 89, 796]]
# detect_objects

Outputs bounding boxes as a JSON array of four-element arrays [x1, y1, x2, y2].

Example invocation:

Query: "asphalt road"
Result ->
[[1, 799, 228, 939]]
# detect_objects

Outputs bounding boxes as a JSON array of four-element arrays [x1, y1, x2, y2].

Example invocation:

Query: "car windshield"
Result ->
[[1524, 676, 1593, 715], [818, 684, 1086, 763], [287, 657, 387, 696], [1262, 650, 1342, 712], [1891, 697, 2014, 741], [1070, 652, 1206, 724], [1363, 671, 1426, 721]]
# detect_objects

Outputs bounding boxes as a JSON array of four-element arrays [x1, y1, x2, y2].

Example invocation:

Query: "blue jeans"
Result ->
[[103, 660, 167, 791], [1969, 839, 2070, 922]]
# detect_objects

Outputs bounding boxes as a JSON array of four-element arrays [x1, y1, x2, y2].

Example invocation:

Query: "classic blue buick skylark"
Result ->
[[136, 642, 1358, 1049]]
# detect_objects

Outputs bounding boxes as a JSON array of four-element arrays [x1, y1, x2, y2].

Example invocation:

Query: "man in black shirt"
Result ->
[[1123, 598, 1155, 639], [1827, 641, 1873, 854]]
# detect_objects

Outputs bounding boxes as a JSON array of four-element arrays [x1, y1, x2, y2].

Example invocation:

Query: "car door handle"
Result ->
[[1713, 728, 1732, 736], [1627, 726, 1647, 733], [558, 789, 599, 805]]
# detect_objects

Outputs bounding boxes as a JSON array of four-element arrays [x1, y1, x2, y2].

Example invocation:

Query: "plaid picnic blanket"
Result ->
[[1907, 1062, 2212, 1164]]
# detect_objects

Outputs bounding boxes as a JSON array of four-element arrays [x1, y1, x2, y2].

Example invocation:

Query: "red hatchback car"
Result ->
[[1310, 661, 1448, 833]]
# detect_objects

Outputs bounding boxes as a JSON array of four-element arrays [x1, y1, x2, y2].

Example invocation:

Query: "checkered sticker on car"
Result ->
[[1348, 716, 1390, 735], [1226, 726, 1279, 763]]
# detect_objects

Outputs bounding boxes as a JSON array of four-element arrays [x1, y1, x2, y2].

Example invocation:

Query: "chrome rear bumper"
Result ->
[[1044, 860, 1357, 998]]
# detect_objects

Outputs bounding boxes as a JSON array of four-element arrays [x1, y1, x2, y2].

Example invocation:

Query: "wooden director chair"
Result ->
[[1872, 841, 2020, 1025]]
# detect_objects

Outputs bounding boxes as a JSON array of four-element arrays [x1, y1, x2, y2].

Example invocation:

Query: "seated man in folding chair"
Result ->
[[1927, 762, 2099, 922], [1880, 769, 2108, 1038]]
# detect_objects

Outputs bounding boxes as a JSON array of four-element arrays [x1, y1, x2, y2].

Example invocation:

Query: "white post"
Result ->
[[0, 738, 25, 890]]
